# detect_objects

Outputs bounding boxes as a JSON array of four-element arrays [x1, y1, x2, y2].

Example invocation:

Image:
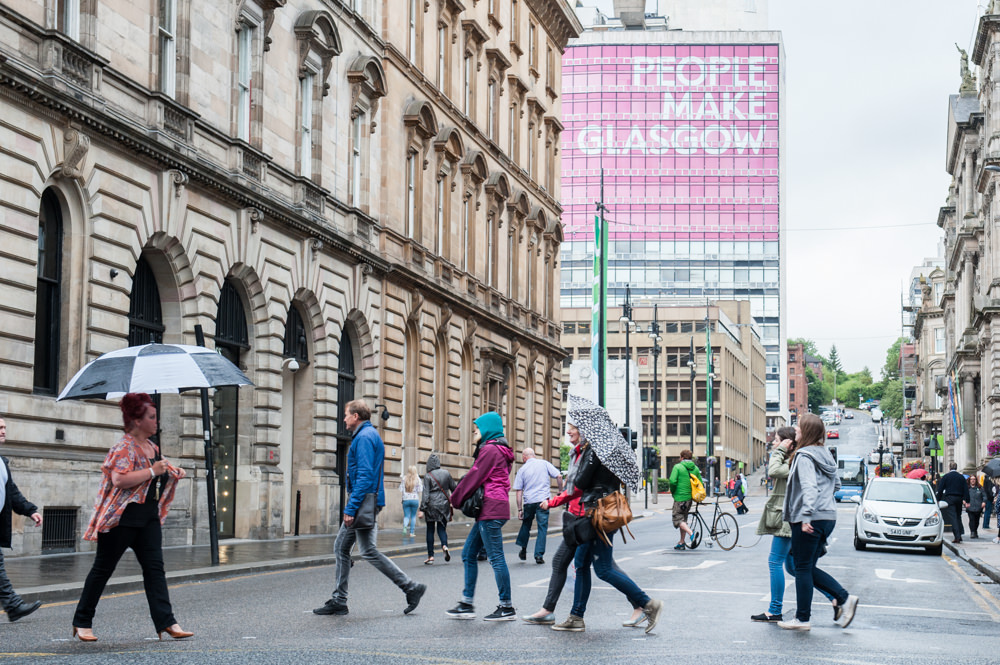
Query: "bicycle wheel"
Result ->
[[712, 512, 739, 551], [686, 512, 704, 549]]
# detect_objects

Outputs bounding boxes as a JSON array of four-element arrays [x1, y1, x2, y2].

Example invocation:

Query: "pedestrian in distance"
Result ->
[[446, 412, 516, 621], [313, 400, 426, 618], [521, 422, 648, 632], [72, 393, 192, 642], [778, 413, 859, 632], [751, 426, 835, 624], [401, 465, 422, 537], [418, 453, 455, 565], [981, 474, 995, 531], [967, 475, 985, 539], [936, 462, 970, 543], [0, 417, 44, 623], [734, 472, 750, 515], [514, 447, 564, 565], [668, 449, 703, 550]]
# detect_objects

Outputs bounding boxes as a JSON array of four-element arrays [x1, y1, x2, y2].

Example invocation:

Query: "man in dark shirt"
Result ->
[[936, 462, 970, 543]]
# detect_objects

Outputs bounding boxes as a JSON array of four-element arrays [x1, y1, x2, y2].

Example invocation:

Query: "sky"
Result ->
[[579, 0, 984, 376]]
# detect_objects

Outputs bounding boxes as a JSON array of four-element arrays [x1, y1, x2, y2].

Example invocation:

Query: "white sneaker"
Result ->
[[777, 618, 811, 631], [838, 595, 859, 628]]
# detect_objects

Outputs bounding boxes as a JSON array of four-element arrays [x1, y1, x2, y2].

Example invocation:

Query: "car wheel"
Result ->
[[853, 530, 867, 551], [925, 543, 943, 556]]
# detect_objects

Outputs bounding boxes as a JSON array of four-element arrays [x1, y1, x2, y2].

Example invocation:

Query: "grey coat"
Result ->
[[968, 485, 985, 514], [783, 445, 840, 524], [420, 454, 456, 523], [756, 445, 791, 538]]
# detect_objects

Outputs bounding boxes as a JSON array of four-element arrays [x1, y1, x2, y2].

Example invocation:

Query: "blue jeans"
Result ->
[[790, 521, 848, 622], [768, 535, 832, 615], [461, 519, 511, 607], [983, 499, 993, 529], [515, 503, 550, 557], [571, 532, 650, 617], [402, 499, 419, 533]]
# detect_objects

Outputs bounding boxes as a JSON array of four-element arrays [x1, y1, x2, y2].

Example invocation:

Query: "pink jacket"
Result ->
[[451, 440, 514, 521]]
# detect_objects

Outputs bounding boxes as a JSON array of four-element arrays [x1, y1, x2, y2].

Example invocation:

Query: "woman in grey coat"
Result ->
[[778, 413, 859, 632], [419, 454, 455, 564]]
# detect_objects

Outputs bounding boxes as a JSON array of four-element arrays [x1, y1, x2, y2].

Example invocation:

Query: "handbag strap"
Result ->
[[428, 471, 450, 499]]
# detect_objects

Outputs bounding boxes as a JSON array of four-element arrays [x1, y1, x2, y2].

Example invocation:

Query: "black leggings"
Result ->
[[426, 520, 449, 558], [73, 520, 176, 631]]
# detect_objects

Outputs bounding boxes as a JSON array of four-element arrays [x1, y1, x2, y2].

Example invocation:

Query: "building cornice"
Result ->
[[973, 13, 1000, 67], [525, 0, 584, 50]]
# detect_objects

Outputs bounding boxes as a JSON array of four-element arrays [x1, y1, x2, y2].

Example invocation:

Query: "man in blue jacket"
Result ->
[[313, 400, 426, 616]]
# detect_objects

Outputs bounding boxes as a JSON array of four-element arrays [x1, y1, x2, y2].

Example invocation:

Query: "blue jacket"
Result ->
[[345, 421, 386, 517]]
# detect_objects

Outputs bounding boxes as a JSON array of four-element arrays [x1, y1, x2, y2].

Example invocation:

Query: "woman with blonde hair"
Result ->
[[401, 465, 422, 537]]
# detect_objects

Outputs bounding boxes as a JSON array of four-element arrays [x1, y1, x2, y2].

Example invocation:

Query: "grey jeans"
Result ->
[[331, 519, 414, 604], [0, 549, 25, 612]]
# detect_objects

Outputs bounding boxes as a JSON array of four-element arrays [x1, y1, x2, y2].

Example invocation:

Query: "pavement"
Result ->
[[4, 491, 666, 609]]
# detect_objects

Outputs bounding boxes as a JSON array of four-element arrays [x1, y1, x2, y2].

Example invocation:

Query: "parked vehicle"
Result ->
[[851, 478, 946, 555]]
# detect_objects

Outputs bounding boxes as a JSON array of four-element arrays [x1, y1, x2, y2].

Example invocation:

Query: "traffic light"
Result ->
[[923, 436, 931, 456], [643, 447, 659, 472], [619, 426, 638, 450]]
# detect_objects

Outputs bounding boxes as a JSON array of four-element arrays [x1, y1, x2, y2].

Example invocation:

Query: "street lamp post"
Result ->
[[647, 305, 662, 509], [687, 336, 696, 454], [620, 284, 635, 436]]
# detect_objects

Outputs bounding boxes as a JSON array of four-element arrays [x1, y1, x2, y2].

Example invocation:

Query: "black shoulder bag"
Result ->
[[350, 441, 382, 530]]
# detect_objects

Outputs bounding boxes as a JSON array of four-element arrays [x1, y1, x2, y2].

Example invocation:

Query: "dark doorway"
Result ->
[[335, 330, 356, 524]]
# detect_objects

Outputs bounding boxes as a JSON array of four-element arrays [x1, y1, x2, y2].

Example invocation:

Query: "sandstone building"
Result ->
[[0, 0, 580, 553]]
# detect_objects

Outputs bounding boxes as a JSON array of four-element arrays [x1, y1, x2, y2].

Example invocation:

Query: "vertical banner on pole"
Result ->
[[592, 213, 607, 406], [706, 321, 713, 459]]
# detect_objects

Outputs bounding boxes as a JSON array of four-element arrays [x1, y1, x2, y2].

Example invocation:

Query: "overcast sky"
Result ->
[[580, 0, 984, 376]]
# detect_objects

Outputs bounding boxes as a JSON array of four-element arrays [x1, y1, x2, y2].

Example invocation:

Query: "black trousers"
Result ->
[[967, 510, 982, 536], [73, 520, 176, 631], [0, 549, 25, 612], [943, 499, 964, 540]]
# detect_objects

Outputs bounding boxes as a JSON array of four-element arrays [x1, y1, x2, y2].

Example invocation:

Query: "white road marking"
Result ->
[[616, 556, 634, 562], [242, 636, 257, 640], [521, 577, 554, 588], [651, 560, 725, 572], [875, 568, 933, 584], [639, 549, 662, 556]]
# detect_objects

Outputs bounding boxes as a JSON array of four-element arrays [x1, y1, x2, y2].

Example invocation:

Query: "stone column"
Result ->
[[962, 373, 977, 471]]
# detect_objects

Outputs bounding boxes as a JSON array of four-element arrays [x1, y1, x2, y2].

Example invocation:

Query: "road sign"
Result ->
[[725, 459, 733, 468]]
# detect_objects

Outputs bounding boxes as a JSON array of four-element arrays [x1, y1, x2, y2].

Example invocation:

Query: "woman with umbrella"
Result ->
[[71, 393, 192, 642]]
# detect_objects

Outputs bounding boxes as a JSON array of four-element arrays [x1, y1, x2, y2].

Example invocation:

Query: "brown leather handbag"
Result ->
[[590, 491, 634, 546]]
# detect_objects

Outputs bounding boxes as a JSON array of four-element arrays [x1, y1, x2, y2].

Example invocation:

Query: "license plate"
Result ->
[[887, 528, 913, 536]]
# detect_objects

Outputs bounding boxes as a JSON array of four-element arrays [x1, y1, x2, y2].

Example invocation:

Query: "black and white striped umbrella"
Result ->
[[57, 343, 253, 401]]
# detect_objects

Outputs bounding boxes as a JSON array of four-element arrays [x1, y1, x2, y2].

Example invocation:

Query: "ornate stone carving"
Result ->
[[464, 318, 478, 348], [957, 43, 977, 94], [247, 207, 263, 234], [437, 303, 452, 340], [168, 169, 188, 198], [61, 128, 90, 179], [407, 292, 425, 327]]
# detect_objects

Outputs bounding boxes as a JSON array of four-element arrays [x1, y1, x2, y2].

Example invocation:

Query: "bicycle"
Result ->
[[684, 497, 740, 551]]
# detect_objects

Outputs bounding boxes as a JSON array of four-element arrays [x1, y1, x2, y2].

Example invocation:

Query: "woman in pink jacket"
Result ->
[[446, 412, 516, 621]]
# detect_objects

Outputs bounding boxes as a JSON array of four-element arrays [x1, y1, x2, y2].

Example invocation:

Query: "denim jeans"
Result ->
[[402, 499, 419, 533], [767, 536, 796, 615], [571, 532, 649, 617], [461, 519, 511, 607], [542, 539, 582, 612], [425, 520, 449, 558], [515, 503, 550, 557], [789, 521, 848, 622], [330, 517, 415, 605], [983, 499, 993, 529]]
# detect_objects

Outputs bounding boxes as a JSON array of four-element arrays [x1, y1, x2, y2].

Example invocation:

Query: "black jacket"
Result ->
[[984, 479, 996, 504], [573, 446, 622, 508], [936, 470, 970, 502], [2, 457, 38, 549]]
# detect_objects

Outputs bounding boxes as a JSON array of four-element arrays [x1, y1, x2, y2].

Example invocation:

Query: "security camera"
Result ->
[[282, 357, 300, 373]]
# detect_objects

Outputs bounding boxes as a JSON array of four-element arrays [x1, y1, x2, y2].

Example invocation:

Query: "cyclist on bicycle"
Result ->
[[668, 449, 703, 550]]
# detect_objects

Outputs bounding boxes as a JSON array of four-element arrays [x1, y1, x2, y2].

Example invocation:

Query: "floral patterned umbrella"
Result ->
[[568, 394, 640, 492]]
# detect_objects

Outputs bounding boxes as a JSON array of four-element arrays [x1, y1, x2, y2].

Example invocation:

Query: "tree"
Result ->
[[882, 337, 906, 382], [880, 379, 903, 423], [788, 338, 822, 361], [828, 345, 843, 374], [805, 367, 827, 413]]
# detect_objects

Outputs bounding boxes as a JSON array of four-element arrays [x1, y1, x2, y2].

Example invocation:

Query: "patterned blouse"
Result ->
[[83, 434, 181, 541]]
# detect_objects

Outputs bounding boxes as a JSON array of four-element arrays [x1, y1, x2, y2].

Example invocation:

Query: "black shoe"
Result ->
[[477, 552, 488, 561], [535, 556, 545, 565], [313, 599, 349, 615], [750, 612, 782, 622], [483, 606, 517, 621], [446, 602, 475, 619], [7, 601, 41, 622], [403, 584, 426, 615], [518, 548, 527, 561]]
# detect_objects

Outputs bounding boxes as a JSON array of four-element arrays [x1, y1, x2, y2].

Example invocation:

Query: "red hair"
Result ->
[[120, 392, 154, 431]]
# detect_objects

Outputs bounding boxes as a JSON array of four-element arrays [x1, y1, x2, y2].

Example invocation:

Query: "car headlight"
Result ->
[[861, 507, 879, 523], [925, 512, 941, 527]]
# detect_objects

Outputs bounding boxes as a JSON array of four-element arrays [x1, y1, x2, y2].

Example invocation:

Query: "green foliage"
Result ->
[[828, 345, 843, 375], [880, 379, 903, 423], [658, 477, 671, 493], [806, 367, 827, 412], [882, 337, 906, 382], [560, 443, 572, 472], [789, 338, 823, 361]]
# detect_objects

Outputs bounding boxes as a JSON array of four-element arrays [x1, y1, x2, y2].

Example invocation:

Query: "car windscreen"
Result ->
[[838, 461, 865, 486], [866, 482, 934, 504]]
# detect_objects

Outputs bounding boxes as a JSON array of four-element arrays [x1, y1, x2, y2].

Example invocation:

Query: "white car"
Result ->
[[852, 478, 946, 555]]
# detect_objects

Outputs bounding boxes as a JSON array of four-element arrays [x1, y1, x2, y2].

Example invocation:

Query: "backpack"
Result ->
[[689, 467, 707, 503]]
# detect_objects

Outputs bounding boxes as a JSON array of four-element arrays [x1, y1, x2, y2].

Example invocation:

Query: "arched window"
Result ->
[[128, 256, 164, 345], [34, 189, 63, 394], [282, 306, 309, 364], [213, 279, 249, 538], [335, 329, 357, 522]]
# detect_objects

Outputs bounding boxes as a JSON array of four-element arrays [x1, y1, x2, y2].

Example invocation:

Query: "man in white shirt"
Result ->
[[513, 448, 563, 564]]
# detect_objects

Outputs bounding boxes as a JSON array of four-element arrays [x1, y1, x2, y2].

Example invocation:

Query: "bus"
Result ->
[[834, 455, 866, 502]]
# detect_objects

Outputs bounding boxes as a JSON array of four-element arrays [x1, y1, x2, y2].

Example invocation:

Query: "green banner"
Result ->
[[591, 214, 607, 405]]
